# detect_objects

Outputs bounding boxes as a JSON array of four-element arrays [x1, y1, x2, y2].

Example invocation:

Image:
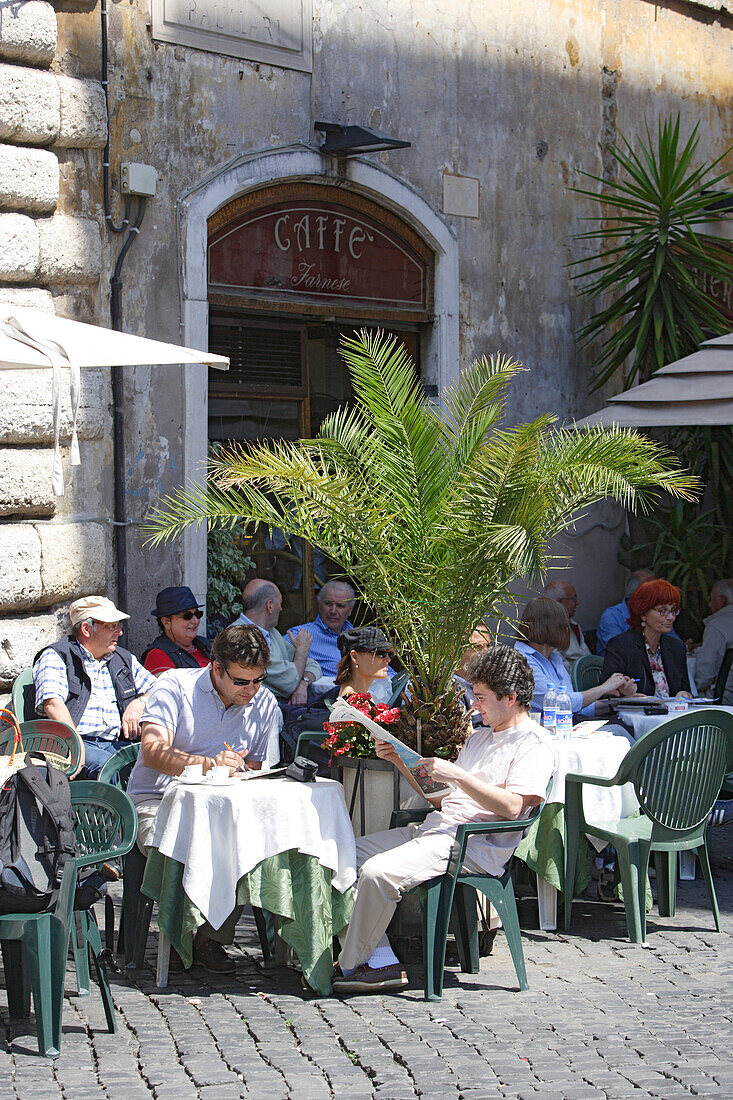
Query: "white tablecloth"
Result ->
[[151, 776, 357, 930], [551, 732, 638, 847], [613, 703, 733, 742]]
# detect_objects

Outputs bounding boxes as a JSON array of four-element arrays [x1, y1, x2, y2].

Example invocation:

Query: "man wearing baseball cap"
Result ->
[[33, 595, 156, 777]]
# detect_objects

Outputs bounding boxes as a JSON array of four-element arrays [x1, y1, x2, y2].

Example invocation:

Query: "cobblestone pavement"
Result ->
[[2, 825, 733, 1100]]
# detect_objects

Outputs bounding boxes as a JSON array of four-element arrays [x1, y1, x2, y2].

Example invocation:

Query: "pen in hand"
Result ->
[[223, 742, 247, 772]]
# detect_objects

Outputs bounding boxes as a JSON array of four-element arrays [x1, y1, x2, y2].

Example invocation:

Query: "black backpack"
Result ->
[[0, 755, 78, 915]]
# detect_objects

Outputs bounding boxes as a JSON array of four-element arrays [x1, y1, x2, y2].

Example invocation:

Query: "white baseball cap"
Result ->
[[69, 596, 130, 626]]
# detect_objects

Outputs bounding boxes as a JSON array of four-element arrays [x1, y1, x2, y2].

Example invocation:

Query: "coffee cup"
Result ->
[[209, 765, 230, 783], [181, 763, 203, 782]]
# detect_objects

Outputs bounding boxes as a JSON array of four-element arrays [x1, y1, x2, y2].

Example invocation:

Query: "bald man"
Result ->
[[233, 579, 321, 706], [544, 580, 591, 674]]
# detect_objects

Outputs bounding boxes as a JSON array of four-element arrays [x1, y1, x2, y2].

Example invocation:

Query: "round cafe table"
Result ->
[[515, 729, 637, 930], [141, 774, 356, 995]]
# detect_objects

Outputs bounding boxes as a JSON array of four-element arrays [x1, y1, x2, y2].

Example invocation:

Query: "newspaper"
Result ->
[[329, 697, 452, 799]]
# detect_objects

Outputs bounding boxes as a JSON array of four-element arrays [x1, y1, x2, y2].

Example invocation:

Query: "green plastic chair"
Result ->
[[392, 789, 548, 1000], [713, 646, 733, 704], [571, 655, 604, 692], [10, 667, 36, 722], [98, 744, 142, 965], [0, 719, 84, 778], [564, 708, 733, 944], [0, 781, 137, 1057]]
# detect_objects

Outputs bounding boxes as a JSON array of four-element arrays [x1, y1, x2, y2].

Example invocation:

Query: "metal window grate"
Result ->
[[209, 320, 305, 394]]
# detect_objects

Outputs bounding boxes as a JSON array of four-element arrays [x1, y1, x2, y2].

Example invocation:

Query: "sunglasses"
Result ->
[[177, 609, 204, 621], [221, 665, 266, 687], [361, 648, 393, 658]]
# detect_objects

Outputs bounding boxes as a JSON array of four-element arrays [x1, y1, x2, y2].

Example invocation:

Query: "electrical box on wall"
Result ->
[[120, 162, 157, 197]]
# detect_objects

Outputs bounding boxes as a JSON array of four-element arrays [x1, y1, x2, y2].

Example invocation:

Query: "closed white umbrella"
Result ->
[[0, 306, 228, 493], [575, 332, 733, 429]]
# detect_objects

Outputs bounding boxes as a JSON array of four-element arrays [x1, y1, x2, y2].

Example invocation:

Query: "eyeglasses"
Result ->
[[178, 609, 203, 621], [221, 665, 266, 687], [651, 606, 679, 618]]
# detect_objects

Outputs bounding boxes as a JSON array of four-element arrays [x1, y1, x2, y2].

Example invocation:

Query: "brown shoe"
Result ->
[[332, 963, 407, 994], [100, 861, 121, 882], [194, 938, 236, 974]]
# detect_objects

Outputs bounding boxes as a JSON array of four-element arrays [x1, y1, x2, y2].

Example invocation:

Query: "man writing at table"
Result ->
[[333, 644, 554, 994], [126, 624, 280, 973]]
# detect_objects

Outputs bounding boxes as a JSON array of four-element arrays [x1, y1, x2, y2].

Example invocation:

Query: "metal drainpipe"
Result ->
[[101, 0, 147, 639], [110, 201, 147, 643]]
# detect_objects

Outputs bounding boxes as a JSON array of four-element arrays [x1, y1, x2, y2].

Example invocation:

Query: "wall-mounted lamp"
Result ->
[[314, 121, 411, 157]]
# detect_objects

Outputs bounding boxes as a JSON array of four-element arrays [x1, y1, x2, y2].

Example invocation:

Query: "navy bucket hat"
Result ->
[[152, 586, 203, 618]]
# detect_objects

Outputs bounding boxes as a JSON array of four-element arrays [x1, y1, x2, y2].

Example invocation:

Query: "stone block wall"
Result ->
[[0, 1, 113, 695]]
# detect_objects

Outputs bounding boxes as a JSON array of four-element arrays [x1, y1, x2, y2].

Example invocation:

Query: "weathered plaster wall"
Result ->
[[2, 0, 731, 676]]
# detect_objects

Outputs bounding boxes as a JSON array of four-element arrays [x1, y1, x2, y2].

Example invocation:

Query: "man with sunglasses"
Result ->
[[127, 624, 279, 972], [142, 586, 211, 674]]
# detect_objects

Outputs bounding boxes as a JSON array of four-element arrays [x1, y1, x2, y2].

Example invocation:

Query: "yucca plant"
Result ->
[[144, 331, 697, 758], [572, 115, 733, 392]]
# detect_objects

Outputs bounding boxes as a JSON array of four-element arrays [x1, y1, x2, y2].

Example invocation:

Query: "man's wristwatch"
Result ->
[[301, 676, 313, 685]]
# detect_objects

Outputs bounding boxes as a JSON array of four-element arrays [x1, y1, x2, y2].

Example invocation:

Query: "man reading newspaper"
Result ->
[[332, 644, 554, 994]]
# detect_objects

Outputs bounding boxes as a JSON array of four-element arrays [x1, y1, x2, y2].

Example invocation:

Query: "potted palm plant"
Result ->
[[145, 330, 696, 758]]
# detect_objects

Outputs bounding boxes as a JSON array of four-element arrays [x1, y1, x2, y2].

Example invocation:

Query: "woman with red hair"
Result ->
[[601, 579, 691, 698]]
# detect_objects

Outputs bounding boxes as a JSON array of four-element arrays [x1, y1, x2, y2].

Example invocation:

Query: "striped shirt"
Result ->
[[34, 645, 155, 739]]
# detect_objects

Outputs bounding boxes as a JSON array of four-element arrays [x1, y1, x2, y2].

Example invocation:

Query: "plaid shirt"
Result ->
[[34, 645, 155, 739]]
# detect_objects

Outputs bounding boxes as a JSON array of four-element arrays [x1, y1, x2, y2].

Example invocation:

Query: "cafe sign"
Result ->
[[208, 184, 433, 319]]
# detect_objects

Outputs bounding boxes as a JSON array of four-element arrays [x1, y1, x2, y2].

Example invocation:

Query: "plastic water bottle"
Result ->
[[542, 684, 557, 736], [555, 686, 573, 740]]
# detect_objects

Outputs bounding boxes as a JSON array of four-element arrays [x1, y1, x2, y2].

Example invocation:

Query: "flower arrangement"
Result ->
[[322, 693, 400, 759]]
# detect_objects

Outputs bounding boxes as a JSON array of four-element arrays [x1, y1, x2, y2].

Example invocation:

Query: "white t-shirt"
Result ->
[[418, 717, 555, 876]]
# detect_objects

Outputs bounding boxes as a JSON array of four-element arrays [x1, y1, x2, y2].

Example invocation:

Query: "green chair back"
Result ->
[[98, 742, 140, 789], [713, 646, 733, 703], [571, 655, 604, 692], [616, 709, 733, 839], [10, 667, 36, 722], [388, 671, 410, 707], [0, 718, 84, 777]]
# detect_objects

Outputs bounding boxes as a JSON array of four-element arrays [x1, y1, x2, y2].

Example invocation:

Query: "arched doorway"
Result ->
[[178, 147, 458, 622], [206, 182, 435, 626]]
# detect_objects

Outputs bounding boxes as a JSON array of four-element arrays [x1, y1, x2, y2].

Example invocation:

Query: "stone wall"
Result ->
[[0, 1, 113, 693]]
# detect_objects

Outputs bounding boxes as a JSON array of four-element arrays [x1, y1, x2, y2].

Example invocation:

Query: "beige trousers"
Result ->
[[134, 798, 243, 945], [338, 824, 484, 972]]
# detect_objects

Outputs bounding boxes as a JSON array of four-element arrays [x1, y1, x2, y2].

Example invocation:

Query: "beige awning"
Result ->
[[0, 305, 229, 494], [575, 332, 733, 429]]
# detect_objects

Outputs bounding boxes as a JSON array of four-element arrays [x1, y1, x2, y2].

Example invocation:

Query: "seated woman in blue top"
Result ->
[[515, 597, 636, 718]]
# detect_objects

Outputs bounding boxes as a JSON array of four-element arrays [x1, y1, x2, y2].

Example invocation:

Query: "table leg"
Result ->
[[272, 915, 293, 965], [156, 932, 170, 989], [537, 876, 558, 931], [679, 850, 696, 881]]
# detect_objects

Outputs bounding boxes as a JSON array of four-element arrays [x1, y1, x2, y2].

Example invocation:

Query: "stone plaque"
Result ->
[[152, 0, 312, 72]]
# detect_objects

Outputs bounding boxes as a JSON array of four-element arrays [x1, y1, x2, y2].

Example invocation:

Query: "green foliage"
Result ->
[[624, 501, 730, 634], [144, 330, 697, 704], [206, 520, 254, 622], [572, 115, 733, 391]]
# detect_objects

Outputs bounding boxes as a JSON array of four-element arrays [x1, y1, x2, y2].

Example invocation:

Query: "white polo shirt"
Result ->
[[126, 665, 279, 805]]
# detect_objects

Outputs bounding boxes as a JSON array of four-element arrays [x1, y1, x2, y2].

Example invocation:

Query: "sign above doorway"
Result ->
[[208, 183, 434, 322]]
